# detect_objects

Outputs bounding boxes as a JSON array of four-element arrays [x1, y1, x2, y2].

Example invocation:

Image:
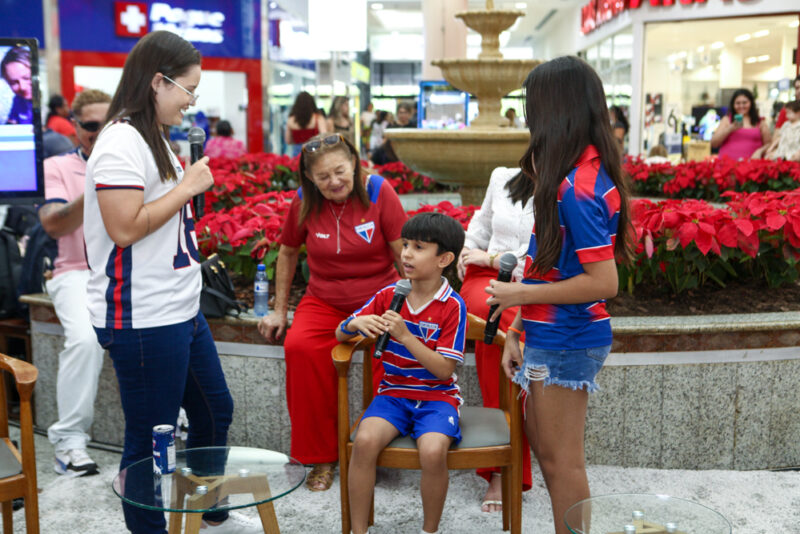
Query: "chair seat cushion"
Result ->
[[351, 406, 510, 450], [0, 442, 21, 478]]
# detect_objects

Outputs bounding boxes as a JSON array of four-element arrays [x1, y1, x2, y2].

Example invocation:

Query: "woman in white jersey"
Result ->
[[84, 31, 258, 534]]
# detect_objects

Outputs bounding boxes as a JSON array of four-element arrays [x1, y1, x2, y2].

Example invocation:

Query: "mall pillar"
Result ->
[[422, 0, 467, 80], [719, 47, 743, 89]]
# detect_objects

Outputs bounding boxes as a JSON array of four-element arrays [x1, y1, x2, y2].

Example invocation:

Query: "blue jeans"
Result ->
[[95, 313, 233, 534]]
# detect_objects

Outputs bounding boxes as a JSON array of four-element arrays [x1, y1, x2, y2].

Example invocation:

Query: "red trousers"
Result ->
[[460, 265, 533, 491], [284, 295, 381, 464]]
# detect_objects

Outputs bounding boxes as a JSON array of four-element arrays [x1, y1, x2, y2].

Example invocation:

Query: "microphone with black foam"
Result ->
[[484, 252, 519, 345], [187, 127, 206, 219], [373, 279, 413, 359]]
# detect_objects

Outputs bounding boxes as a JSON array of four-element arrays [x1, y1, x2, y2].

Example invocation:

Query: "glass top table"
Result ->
[[113, 446, 306, 534], [564, 493, 731, 534]]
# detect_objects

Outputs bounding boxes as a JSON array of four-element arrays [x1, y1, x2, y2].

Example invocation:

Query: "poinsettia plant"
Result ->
[[196, 153, 800, 296], [624, 156, 800, 201]]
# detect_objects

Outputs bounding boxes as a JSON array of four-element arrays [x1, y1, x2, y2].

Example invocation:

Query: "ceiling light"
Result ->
[[371, 2, 384, 9], [745, 56, 758, 64], [697, 45, 704, 53], [757, 55, 770, 62], [734, 33, 751, 43], [790, 20, 799, 28], [711, 41, 724, 49], [676, 51, 687, 59], [753, 29, 769, 38], [279, 70, 286, 77], [269, 1, 277, 8], [515, 2, 527, 8]]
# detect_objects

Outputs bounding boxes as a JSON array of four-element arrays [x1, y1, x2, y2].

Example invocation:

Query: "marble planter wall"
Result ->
[[21, 295, 800, 470]]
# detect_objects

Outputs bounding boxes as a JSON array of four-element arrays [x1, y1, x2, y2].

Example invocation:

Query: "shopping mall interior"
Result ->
[[0, 1, 799, 533]]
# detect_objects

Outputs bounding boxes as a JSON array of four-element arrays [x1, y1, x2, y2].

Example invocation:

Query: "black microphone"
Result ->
[[484, 252, 518, 344], [373, 279, 412, 359], [187, 127, 206, 219]]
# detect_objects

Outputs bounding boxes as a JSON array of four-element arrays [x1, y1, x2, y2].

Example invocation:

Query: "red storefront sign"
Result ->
[[580, 0, 739, 34]]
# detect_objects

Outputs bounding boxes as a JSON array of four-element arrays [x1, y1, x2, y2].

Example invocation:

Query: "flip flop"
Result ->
[[480, 500, 503, 513], [306, 463, 336, 492]]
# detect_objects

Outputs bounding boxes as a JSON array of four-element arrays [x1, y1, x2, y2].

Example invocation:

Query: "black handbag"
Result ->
[[200, 254, 245, 319]]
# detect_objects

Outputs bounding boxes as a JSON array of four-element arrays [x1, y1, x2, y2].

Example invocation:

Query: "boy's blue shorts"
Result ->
[[361, 395, 462, 445]]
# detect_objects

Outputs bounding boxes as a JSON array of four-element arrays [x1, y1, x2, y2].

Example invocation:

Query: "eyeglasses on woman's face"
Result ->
[[162, 74, 199, 106], [302, 133, 345, 153]]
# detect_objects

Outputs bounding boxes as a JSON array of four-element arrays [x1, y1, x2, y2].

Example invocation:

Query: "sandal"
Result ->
[[306, 462, 336, 492]]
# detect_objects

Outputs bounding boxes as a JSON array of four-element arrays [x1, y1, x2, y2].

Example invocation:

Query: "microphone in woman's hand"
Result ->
[[484, 253, 518, 344], [373, 279, 412, 359], [188, 127, 206, 218]]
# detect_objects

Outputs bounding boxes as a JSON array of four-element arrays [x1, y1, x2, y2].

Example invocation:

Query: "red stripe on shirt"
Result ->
[[114, 249, 124, 329], [576, 244, 614, 263]]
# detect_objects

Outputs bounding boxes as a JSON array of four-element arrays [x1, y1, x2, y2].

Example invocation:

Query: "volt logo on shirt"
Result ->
[[418, 321, 439, 343], [355, 221, 375, 244]]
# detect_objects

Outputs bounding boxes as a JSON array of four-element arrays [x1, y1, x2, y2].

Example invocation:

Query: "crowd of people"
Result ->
[[8, 22, 800, 534]]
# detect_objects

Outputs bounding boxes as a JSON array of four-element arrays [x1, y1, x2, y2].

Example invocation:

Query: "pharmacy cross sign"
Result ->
[[115, 1, 149, 38]]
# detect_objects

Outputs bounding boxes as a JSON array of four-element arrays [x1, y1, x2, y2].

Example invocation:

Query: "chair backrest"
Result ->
[[360, 313, 507, 408]]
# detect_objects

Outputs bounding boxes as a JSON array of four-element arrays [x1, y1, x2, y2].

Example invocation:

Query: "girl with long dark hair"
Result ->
[[485, 56, 632, 534], [285, 91, 328, 157], [84, 31, 259, 533]]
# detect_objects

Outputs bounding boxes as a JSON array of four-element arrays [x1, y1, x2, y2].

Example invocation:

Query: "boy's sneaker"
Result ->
[[200, 512, 263, 533], [54, 449, 99, 477]]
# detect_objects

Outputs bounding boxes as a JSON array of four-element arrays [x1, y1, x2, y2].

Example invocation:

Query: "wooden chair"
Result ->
[[333, 313, 522, 534], [0, 353, 38, 534]]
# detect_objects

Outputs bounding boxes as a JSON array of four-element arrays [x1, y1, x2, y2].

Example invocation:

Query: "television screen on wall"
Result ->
[[0, 37, 44, 204]]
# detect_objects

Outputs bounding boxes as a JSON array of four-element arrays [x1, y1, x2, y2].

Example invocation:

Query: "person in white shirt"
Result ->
[[457, 167, 535, 513], [84, 31, 259, 534]]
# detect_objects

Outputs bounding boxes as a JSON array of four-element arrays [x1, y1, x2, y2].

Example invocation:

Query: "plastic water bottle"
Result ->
[[254, 264, 269, 317]]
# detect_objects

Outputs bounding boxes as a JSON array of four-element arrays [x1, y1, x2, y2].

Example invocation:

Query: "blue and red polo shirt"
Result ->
[[521, 145, 621, 350], [350, 279, 467, 409]]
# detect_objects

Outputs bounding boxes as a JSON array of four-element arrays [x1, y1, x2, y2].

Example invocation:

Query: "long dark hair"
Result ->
[[105, 31, 201, 183], [520, 56, 632, 275], [290, 91, 317, 128], [609, 105, 629, 134], [504, 170, 534, 206], [728, 88, 760, 126], [297, 133, 369, 224]]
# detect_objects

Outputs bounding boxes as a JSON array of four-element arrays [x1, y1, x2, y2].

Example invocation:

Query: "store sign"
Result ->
[[113, 2, 225, 44], [61, 0, 260, 58], [580, 0, 749, 34], [0, 0, 46, 48]]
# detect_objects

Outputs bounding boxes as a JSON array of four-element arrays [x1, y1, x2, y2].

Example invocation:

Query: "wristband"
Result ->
[[488, 252, 498, 268], [340, 317, 358, 335], [508, 326, 523, 336]]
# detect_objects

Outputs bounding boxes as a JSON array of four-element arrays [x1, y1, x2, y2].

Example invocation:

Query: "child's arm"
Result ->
[[381, 310, 457, 380], [335, 314, 385, 342], [485, 259, 618, 321]]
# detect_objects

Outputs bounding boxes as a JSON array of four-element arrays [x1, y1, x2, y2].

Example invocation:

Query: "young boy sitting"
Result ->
[[335, 212, 467, 534]]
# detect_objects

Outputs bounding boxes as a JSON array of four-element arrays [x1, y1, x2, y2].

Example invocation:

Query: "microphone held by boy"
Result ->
[[335, 212, 467, 534]]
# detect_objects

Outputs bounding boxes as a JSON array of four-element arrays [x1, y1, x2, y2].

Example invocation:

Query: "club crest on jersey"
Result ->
[[355, 221, 375, 243], [418, 321, 438, 343]]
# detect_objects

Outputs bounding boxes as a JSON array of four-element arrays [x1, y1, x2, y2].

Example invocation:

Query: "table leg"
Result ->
[[168, 511, 183, 534], [254, 500, 281, 534], [184, 512, 204, 534]]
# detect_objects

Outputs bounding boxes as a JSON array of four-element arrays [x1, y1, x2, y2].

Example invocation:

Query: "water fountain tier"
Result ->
[[384, 3, 541, 205]]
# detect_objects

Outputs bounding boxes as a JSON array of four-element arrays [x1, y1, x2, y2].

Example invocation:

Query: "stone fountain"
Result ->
[[384, 0, 540, 205]]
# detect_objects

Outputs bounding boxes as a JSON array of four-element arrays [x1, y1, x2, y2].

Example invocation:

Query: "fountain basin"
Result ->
[[432, 59, 540, 127], [456, 10, 525, 59], [384, 127, 529, 205]]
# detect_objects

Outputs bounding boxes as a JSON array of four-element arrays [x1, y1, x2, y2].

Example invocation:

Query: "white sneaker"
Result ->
[[200, 511, 263, 533], [54, 448, 99, 477]]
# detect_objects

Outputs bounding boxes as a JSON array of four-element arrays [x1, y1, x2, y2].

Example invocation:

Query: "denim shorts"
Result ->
[[512, 344, 611, 394]]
